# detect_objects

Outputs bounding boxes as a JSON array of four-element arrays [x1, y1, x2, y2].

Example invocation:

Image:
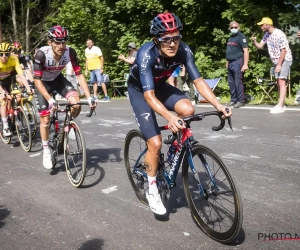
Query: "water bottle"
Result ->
[[167, 141, 178, 163]]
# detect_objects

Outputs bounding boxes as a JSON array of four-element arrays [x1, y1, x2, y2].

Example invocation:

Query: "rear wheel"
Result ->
[[15, 107, 32, 152], [124, 129, 149, 205], [63, 120, 86, 187], [182, 144, 243, 244]]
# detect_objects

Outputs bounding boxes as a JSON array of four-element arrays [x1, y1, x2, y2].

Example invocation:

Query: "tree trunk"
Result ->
[[0, 14, 2, 42], [26, 0, 30, 52], [10, 0, 18, 41]]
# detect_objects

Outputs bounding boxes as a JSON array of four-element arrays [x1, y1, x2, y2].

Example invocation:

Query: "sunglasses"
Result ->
[[158, 35, 182, 45], [12, 49, 21, 54], [230, 27, 238, 29], [0, 53, 10, 57]]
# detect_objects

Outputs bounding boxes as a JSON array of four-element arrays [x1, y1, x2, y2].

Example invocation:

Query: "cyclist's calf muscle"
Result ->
[[145, 135, 162, 177]]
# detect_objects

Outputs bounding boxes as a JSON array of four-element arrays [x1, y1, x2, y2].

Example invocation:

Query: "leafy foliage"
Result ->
[[1, 0, 300, 98]]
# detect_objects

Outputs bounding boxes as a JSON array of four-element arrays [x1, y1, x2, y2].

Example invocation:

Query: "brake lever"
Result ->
[[225, 108, 233, 131]]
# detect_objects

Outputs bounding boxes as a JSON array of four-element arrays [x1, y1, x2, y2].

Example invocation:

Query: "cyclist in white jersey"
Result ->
[[33, 25, 95, 169]]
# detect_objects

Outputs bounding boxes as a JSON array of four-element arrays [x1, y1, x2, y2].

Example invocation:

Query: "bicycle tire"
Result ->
[[0, 116, 12, 144], [63, 120, 86, 187], [124, 129, 149, 205], [48, 121, 59, 168], [182, 144, 243, 244], [23, 101, 38, 138], [15, 106, 32, 152]]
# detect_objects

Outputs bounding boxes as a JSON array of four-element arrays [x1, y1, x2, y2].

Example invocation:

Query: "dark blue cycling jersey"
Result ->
[[128, 41, 201, 92]]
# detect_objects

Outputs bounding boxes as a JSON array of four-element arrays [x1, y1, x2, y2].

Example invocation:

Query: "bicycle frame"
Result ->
[[133, 111, 231, 197]]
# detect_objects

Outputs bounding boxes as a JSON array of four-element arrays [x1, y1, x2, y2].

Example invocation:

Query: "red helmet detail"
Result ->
[[48, 25, 69, 42], [11, 41, 22, 52], [150, 13, 183, 36]]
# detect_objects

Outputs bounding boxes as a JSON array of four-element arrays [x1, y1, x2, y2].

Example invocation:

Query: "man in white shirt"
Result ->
[[85, 39, 110, 101], [252, 17, 292, 114]]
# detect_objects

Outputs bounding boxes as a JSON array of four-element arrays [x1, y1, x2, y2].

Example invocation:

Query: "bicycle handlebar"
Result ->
[[52, 101, 96, 117], [163, 111, 232, 144]]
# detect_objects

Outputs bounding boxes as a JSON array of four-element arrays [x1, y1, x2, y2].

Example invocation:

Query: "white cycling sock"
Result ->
[[148, 175, 158, 194], [42, 140, 50, 152], [2, 117, 8, 129]]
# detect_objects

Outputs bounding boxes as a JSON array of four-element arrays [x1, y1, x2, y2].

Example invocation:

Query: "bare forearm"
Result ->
[[277, 49, 286, 66], [76, 74, 91, 98], [20, 75, 31, 91], [194, 78, 221, 111], [244, 48, 249, 66]]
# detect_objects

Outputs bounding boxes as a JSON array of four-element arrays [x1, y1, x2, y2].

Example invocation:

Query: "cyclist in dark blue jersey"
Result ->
[[127, 12, 232, 215]]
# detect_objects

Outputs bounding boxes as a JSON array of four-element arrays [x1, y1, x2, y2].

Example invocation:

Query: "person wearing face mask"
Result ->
[[118, 42, 138, 69], [225, 21, 249, 108]]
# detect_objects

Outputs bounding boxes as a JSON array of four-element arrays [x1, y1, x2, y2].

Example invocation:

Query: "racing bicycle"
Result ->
[[48, 96, 95, 187], [124, 110, 243, 243], [0, 89, 32, 151]]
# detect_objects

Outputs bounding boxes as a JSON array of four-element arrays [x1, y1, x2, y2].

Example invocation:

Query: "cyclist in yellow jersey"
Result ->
[[0, 42, 33, 136]]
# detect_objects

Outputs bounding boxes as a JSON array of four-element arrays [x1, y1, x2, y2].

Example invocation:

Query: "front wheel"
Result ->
[[124, 129, 149, 205], [0, 115, 12, 144], [15, 107, 32, 152], [182, 144, 243, 244], [23, 101, 38, 138], [63, 120, 86, 187]]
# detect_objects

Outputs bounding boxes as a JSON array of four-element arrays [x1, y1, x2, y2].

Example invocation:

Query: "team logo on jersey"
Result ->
[[243, 39, 246, 43], [140, 53, 151, 75], [140, 113, 150, 121]]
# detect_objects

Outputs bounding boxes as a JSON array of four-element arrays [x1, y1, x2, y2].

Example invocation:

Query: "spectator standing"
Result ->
[[252, 17, 292, 114], [118, 42, 138, 69], [85, 39, 110, 101], [225, 21, 249, 108]]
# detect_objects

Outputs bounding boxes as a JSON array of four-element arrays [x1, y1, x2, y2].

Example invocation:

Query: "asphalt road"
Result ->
[[0, 100, 299, 250]]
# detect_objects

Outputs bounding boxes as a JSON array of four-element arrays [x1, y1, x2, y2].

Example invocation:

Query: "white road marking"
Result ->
[[222, 153, 260, 161], [183, 232, 190, 236], [101, 186, 118, 194], [30, 153, 41, 157]]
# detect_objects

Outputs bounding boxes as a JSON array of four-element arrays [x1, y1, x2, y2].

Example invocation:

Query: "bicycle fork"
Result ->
[[186, 146, 219, 199]]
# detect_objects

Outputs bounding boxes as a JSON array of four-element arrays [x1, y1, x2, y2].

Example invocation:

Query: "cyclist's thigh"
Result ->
[[1, 77, 13, 94], [35, 80, 53, 116], [156, 83, 188, 111], [128, 87, 160, 141], [55, 74, 78, 101]]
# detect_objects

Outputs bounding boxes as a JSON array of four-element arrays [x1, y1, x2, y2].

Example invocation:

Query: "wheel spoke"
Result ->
[[183, 145, 243, 243]]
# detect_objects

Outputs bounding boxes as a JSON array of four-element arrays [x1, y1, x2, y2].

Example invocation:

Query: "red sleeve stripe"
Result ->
[[34, 70, 43, 76]]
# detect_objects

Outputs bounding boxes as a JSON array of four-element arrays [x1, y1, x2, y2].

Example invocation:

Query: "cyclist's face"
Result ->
[[49, 41, 67, 56], [0, 53, 10, 63], [86, 40, 93, 49], [159, 30, 181, 57], [11, 51, 20, 57]]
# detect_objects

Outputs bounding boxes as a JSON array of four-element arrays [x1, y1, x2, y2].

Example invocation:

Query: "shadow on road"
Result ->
[[227, 228, 246, 245], [78, 238, 104, 250], [0, 205, 11, 229]]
